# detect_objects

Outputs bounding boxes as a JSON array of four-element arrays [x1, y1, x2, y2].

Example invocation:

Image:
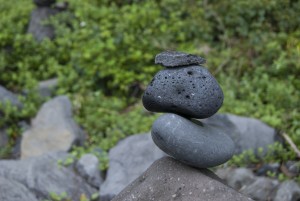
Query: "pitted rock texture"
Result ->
[[34, 0, 56, 7], [143, 66, 223, 119], [155, 51, 206, 67], [112, 157, 253, 201], [151, 113, 234, 168]]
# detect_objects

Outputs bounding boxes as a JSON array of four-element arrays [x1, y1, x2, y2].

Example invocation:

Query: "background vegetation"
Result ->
[[0, 0, 299, 180]]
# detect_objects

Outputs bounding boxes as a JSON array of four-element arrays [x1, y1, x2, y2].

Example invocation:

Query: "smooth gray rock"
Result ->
[[100, 133, 165, 201], [0, 85, 22, 108], [76, 153, 103, 188], [151, 113, 235, 168], [0, 151, 97, 201], [203, 113, 279, 156], [27, 7, 58, 41], [38, 78, 58, 97], [241, 177, 279, 201], [34, 0, 56, 7], [155, 51, 206, 67], [112, 157, 253, 201], [225, 168, 256, 190], [274, 180, 300, 201], [286, 161, 300, 175], [143, 66, 223, 118], [21, 96, 85, 159], [0, 176, 38, 201]]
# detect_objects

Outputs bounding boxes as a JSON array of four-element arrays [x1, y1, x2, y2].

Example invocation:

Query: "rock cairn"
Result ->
[[142, 51, 235, 168]]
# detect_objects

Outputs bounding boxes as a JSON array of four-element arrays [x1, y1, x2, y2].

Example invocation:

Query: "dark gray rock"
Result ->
[[21, 96, 85, 159], [203, 113, 279, 156], [0, 176, 38, 201], [100, 133, 165, 201], [155, 51, 206, 67], [0, 85, 22, 108], [241, 177, 279, 201], [143, 66, 223, 118], [274, 180, 300, 201], [225, 168, 256, 190], [27, 7, 58, 42], [34, 0, 56, 7], [76, 153, 103, 188], [0, 151, 97, 201], [38, 78, 58, 97], [112, 157, 253, 201], [151, 113, 234, 168]]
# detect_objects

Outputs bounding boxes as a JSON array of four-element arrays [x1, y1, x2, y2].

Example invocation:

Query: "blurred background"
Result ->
[[0, 0, 299, 184]]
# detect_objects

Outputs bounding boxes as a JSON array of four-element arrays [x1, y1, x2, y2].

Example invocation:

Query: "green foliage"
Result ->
[[0, 0, 299, 183]]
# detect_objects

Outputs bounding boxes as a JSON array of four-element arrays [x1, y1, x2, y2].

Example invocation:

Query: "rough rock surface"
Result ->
[[100, 133, 165, 201], [27, 7, 58, 41], [0, 85, 22, 108], [274, 180, 300, 201], [76, 153, 103, 188], [203, 113, 279, 155], [143, 66, 223, 118], [152, 113, 234, 168], [0, 151, 97, 201], [112, 157, 253, 201], [155, 51, 206, 67], [0, 176, 38, 201], [21, 96, 85, 159], [241, 177, 278, 201]]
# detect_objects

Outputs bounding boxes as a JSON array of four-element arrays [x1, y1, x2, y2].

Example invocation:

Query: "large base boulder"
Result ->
[[112, 157, 253, 201]]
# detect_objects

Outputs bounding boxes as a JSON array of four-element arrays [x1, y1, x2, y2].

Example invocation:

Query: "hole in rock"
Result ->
[[187, 71, 193, 75], [185, 95, 190, 99]]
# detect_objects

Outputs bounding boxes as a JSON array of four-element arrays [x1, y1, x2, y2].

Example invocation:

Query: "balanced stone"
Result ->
[[155, 51, 206, 67], [151, 113, 234, 168], [142, 65, 223, 119]]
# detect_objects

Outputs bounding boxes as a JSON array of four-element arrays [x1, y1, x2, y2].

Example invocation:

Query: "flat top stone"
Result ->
[[155, 51, 206, 67]]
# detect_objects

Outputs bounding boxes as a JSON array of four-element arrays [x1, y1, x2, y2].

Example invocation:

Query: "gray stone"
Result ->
[[142, 66, 223, 118], [100, 133, 165, 201], [0, 176, 38, 201], [155, 51, 206, 67], [76, 153, 103, 188], [151, 113, 235, 168], [241, 177, 279, 201], [203, 113, 279, 156], [21, 96, 85, 159], [34, 0, 56, 7], [0, 85, 22, 108], [286, 161, 300, 175], [0, 129, 8, 148], [225, 168, 256, 190], [27, 7, 58, 42], [274, 180, 300, 201], [38, 78, 58, 97], [112, 157, 253, 201], [0, 151, 97, 201]]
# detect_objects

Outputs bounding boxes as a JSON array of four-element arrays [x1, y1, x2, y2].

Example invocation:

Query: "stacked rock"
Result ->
[[142, 51, 235, 168]]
